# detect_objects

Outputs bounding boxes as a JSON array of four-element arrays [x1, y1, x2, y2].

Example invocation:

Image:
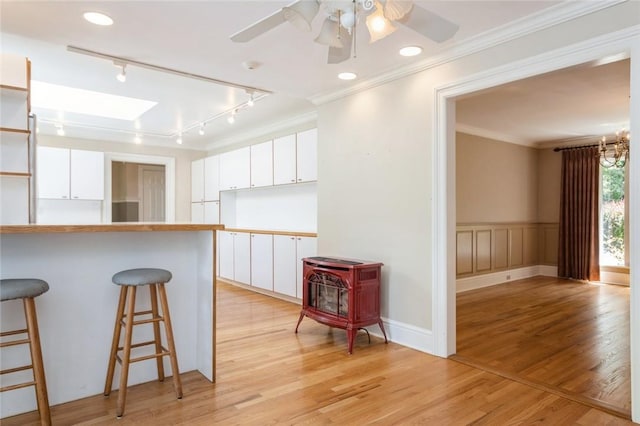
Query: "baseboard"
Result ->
[[366, 317, 434, 354], [456, 265, 558, 293]]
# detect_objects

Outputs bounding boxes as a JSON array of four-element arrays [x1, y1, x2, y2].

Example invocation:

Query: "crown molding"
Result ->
[[205, 110, 318, 152], [309, 0, 628, 106], [455, 124, 536, 147]]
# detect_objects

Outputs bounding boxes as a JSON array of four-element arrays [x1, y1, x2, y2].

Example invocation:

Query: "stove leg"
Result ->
[[294, 311, 305, 333], [378, 319, 388, 344], [347, 326, 356, 354]]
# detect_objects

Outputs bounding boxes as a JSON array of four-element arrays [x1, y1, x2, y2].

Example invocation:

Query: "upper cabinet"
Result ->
[[191, 158, 204, 203], [250, 140, 273, 188], [204, 155, 220, 201], [37, 147, 104, 200], [220, 147, 250, 190], [273, 129, 317, 186]]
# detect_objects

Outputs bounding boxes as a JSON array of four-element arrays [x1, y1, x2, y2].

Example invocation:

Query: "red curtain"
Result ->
[[557, 147, 600, 281]]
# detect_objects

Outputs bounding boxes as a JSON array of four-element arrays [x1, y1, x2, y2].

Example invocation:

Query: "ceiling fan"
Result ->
[[230, 0, 459, 64]]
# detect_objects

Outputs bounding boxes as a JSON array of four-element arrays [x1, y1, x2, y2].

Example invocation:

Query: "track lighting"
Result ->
[[134, 134, 142, 144], [55, 123, 65, 136], [248, 95, 254, 107], [199, 123, 206, 135], [227, 110, 237, 124], [116, 63, 126, 82], [176, 134, 183, 145]]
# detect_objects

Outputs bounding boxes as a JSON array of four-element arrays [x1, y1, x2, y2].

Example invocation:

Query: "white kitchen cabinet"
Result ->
[[37, 146, 70, 199], [296, 236, 317, 299], [37, 147, 104, 200], [273, 235, 317, 299], [191, 201, 219, 224], [191, 158, 204, 202], [250, 140, 273, 188], [250, 233, 273, 290], [70, 149, 104, 200], [296, 128, 317, 183], [219, 231, 251, 285], [273, 134, 297, 185], [273, 235, 297, 298], [220, 147, 250, 190], [204, 155, 220, 201]]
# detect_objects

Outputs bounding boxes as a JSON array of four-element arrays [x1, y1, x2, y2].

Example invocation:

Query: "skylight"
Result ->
[[31, 81, 157, 121]]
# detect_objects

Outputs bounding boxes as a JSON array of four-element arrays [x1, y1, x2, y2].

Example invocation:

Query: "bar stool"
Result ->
[[0, 279, 51, 426], [104, 268, 182, 418]]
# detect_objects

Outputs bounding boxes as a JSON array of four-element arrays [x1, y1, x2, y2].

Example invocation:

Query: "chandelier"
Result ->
[[599, 130, 630, 168]]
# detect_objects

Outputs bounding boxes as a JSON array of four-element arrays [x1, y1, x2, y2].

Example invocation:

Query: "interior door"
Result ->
[[140, 166, 165, 222]]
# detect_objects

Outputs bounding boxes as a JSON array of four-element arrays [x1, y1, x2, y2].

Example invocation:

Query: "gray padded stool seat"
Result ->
[[0, 279, 51, 425], [104, 268, 182, 418]]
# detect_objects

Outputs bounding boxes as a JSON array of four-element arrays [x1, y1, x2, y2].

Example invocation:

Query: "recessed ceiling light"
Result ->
[[399, 46, 423, 57], [83, 12, 114, 26], [338, 72, 357, 81]]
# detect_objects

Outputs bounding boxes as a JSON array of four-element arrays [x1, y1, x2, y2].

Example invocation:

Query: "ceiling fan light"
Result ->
[[383, 0, 413, 21], [340, 11, 356, 29], [283, 1, 320, 32], [366, 2, 397, 43], [314, 18, 344, 48]]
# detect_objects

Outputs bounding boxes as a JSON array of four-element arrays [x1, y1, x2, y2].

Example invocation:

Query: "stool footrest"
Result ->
[[0, 338, 30, 348], [117, 340, 157, 352], [1, 364, 33, 375], [130, 351, 170, 363], [1, 381, 36, 392], [0, 329, 28, 337]]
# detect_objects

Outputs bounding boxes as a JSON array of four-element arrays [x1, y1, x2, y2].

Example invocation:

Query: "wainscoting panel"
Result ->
[[456, 223, 558, 278]]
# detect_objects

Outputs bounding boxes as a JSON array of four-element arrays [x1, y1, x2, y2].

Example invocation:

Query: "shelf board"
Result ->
[[0, 127, 30, 134], [0, 171, 31, 177], [0, 84, 28, 92]]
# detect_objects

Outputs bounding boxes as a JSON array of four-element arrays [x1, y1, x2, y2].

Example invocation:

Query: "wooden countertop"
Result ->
[[0, 223, 225, 234], [223, 228, 317, 238]]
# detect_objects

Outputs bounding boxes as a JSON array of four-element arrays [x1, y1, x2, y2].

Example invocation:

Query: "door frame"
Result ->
[[431, 27, 639, 419], [103, 153, 175, 222]]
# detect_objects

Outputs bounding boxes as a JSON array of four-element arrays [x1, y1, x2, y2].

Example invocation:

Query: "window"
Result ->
[[600, 165, 628, 266]]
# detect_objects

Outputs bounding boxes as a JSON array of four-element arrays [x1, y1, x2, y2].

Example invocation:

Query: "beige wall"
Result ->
[[37, 135, 203, 221], [456, 133, 539, 223], [537, 148, 562, 223], [112, 162, 140, 202]]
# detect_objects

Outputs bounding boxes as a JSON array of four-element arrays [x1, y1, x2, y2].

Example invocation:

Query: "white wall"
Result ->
[[318, 1, 639, 337], [37, 135, 203, 221]]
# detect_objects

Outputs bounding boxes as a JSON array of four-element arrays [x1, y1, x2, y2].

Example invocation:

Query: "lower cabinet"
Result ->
[[219, 230, 317, 300], [218, 231, 250, 284], [251, 233, 273, 291]]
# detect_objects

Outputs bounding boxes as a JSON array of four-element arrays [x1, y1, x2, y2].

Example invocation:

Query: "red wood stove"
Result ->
[[295, 257, 387, 354]]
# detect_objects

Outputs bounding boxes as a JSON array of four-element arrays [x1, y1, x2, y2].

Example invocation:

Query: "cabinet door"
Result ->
[[37, 146, 70, 199], [273, 235, 297, 298], [191, 159, 204, 202], [234, 232, 251, 284], [220, 147, 250, 190], [250, 140, 273, 188], [203, 201, 219, 224], [70, 150, 104, 200], [204, 155, 220, 201], [251, 233, 273, 290], [296, 236, 317, 299], [273, 134, 296, 185], [296, 128, 317, 183], [191, 202, 204, 223], [218, 231, 235, 280]]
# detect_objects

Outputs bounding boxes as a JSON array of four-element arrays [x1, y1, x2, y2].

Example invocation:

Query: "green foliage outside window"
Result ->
[[601, 166, 625, 266]]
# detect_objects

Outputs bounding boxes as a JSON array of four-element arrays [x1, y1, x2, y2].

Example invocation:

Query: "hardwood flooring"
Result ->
[[3, 281, 633, 425], [456, 276, 631, 419]]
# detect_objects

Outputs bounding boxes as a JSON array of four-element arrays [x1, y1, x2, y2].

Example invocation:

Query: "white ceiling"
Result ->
[[2, 1, 625, 151]]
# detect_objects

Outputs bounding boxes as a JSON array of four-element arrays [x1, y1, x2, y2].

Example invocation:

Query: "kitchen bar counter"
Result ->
[[0, 223, 224, 418]]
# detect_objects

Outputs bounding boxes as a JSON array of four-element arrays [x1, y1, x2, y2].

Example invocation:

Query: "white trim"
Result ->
[[432, 26, 639, 420], [205, 111, 317, 151], [103, 153, 175, 223], [367, 318, 433, 354], [310, 1, 626, 106], [455, 123, 536, 147], [456, 265, 558, 293]]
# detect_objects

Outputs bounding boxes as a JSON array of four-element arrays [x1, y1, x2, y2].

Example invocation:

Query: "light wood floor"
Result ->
[[456, 276, 631, 419], [4, 281, 633, 425]]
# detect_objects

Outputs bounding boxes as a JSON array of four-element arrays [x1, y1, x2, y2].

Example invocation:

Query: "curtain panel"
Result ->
[[557, 146, 600, 281]]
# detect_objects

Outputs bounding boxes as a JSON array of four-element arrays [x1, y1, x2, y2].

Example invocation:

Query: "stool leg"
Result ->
[[149, 284, 165, 382], [24, 297, 51, 426], [158, 283, 182, 399], [104, 286, 127, 396], [117, 286, 137, 418]]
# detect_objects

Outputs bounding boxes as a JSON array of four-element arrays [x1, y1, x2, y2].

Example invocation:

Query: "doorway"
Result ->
[[111, 162, 166, 222]]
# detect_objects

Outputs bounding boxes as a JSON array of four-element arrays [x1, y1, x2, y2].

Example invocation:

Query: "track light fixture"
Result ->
[[227, 111, 236, 124], [134, 134, 142, 144], [115, 62, 126, 82], [176, 134, 183, 145], [199, 123, 206, 135], [55, 123, 65, 136]]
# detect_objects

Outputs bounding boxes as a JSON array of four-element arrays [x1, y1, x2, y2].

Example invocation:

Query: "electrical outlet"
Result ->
[[506, 274, 511, 280]]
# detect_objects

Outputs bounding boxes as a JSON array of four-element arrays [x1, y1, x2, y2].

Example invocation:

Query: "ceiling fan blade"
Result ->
[[230, 6, 287, 42], [327, 29, 353, 64], [397, 4, 459, 43]]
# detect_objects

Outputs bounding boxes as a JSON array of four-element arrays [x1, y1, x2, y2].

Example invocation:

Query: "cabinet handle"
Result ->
[[72, 196, 79, 199], [297, 178, 302, 181], [62, 195, 68, 199], [290, 179, 295, 182]]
